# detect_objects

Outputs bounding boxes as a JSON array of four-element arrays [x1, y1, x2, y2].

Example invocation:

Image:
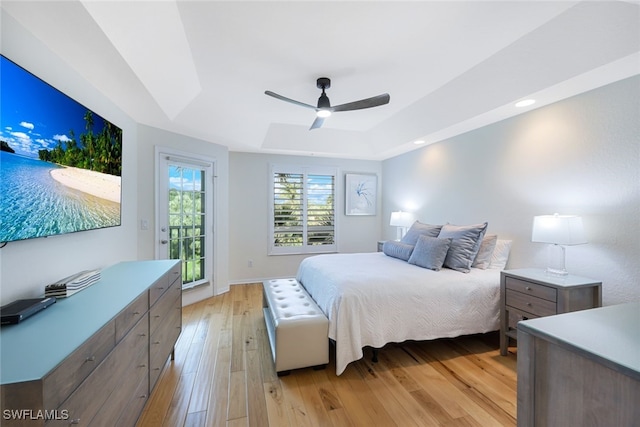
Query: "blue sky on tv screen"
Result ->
[[1, 55, 109, 159]]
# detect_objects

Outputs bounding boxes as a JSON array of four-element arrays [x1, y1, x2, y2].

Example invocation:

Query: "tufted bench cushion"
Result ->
[[262, 278, 329, 374]]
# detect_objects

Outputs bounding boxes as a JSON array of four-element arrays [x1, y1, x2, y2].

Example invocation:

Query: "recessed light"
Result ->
[[413, 140, 426, 145], [515, 99, 536, 108]]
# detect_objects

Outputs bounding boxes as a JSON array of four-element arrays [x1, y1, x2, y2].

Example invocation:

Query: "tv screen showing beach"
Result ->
[[0, 55, 122, 243]]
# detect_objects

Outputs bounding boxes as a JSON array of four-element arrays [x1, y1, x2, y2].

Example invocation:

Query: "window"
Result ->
[[269, 165, 337, 255]]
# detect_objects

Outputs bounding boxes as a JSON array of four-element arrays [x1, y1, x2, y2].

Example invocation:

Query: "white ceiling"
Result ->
[[3, 1, 639, 160]]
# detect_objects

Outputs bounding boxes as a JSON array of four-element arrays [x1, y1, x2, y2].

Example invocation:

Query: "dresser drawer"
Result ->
[[506, 290, 556, 318], [505, 277, 556, 302], [168, 263, 181, 286], [115, 291, 149, 342], [87, 341, 148, 427], [114, 375, 150, 427], [43, 321, 116, 410], [150, 279, 181, 335], [149, 307, 181, 389], [149, 268, 177, 306], [48, 315, 149, 427]]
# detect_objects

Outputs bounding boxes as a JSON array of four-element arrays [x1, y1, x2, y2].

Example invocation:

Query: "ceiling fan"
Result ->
[[265, 77, 390, 130]]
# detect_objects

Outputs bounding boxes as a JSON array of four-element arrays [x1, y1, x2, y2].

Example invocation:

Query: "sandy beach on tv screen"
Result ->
[[50, 166, 121, 203]]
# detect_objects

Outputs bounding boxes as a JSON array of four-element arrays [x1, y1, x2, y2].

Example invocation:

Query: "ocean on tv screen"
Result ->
[[0, 55, 122, 243]]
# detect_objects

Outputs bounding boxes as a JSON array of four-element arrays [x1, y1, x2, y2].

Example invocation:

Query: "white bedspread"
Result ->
[[296, 252, 501, 375]]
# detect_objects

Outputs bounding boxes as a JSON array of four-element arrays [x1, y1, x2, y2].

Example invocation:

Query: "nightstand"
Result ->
[[500, 268, 602, 356], [377, 240, 387, 252]]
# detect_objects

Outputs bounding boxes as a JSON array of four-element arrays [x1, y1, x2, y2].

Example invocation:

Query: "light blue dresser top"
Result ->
[[518, 301, 640, 379], [0, 260, 179, 385]]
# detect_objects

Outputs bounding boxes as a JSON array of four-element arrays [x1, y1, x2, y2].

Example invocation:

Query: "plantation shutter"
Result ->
[[270, 165, 337, 255], [273, 172, 304, 247], [306, 174, 335, 246]]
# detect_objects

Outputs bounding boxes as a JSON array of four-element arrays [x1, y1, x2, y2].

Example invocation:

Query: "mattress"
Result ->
[[296, 252, 501, 375]]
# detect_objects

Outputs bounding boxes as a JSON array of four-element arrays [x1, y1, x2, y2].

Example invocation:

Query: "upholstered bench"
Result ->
[[262, 278, 329, 375]]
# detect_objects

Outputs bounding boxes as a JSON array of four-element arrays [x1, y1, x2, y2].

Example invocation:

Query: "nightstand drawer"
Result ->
[[505, 277, 556, 302], [506, 290, 556, 317]]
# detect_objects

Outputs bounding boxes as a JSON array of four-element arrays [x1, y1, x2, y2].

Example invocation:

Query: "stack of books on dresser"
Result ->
[[45, 269, 101, 298]]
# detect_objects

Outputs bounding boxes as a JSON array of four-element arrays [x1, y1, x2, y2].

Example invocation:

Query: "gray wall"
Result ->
[[382, 76, 640, 305], [228, 152, 382, 284]]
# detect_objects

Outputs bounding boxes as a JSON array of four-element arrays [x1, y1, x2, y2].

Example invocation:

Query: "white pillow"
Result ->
[[472, 234, 498, 269], [489, 239, 512, 270]]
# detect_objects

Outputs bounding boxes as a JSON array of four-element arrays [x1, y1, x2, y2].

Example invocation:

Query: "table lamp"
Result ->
[[532, 213, 586, 276], [390, 211, 415, 240]]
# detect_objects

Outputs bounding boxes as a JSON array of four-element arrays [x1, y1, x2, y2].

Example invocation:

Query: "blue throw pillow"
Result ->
[[382, 240, 414, 261], [438, 222, 488, 273], [401, 221, 442, 246], [408, 235, 452, 270]]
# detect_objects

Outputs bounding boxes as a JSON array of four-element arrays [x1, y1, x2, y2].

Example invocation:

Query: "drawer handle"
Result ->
[[133, 311, 140, 315], [85, 356, 96, 362], [70, 419, 81, 424], [525, 286, 532, 291], [158, 286, 165, 290], [153, 367, 160, 371], [139, 333, 147, 337], [154, 315, 161, 318], [153, 341, 161, 345], [139, 394, 148, 399], [138, 364, 147, 368], [526, 302, 532, 307]]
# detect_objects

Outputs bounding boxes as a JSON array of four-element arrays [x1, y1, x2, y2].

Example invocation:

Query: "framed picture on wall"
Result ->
[[345, 173, 377, 216]]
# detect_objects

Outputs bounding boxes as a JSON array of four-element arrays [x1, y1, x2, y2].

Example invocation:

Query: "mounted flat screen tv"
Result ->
[[0, 55, 122, 243]]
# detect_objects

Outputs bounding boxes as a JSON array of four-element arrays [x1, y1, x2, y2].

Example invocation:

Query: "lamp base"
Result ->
[[544, 267, 568, 277], [545, 244, 568, 276]]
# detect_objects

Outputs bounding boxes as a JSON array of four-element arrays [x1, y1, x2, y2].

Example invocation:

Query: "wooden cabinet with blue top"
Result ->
[[517, 302, 640, 426], [0, 260, 181, 426]]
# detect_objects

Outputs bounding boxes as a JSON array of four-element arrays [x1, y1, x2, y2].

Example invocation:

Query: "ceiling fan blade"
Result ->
[[310, 116, 324, 130], [331, 93, 390, 112], [265, 90, 316, 109]]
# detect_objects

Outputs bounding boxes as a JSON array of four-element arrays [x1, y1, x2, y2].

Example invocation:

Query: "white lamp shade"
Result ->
[[532, 214, 587, 245], [390, 211, 415, 227]]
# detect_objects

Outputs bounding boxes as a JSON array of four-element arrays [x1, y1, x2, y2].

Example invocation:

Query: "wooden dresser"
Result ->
[[500, 268, 602, 356], [517, 301, 640, 426], [0, 260, 181, 426]]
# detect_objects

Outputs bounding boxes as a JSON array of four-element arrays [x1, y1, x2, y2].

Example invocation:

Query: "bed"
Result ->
[[296, 222, 511, 375]]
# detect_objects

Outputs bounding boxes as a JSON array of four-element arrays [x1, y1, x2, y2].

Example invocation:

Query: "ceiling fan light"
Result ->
[[317, 109, 331, 118]]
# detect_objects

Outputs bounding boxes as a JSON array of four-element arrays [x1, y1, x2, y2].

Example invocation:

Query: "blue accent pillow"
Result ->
[[438, 222, 488, 273], [382, 240, 414, 261], [408, 235, 452, 270], [401, 221, 442, 246]]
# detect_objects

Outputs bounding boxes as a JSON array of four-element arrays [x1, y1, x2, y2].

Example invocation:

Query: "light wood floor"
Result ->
[[137, 283, 518, 427]]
